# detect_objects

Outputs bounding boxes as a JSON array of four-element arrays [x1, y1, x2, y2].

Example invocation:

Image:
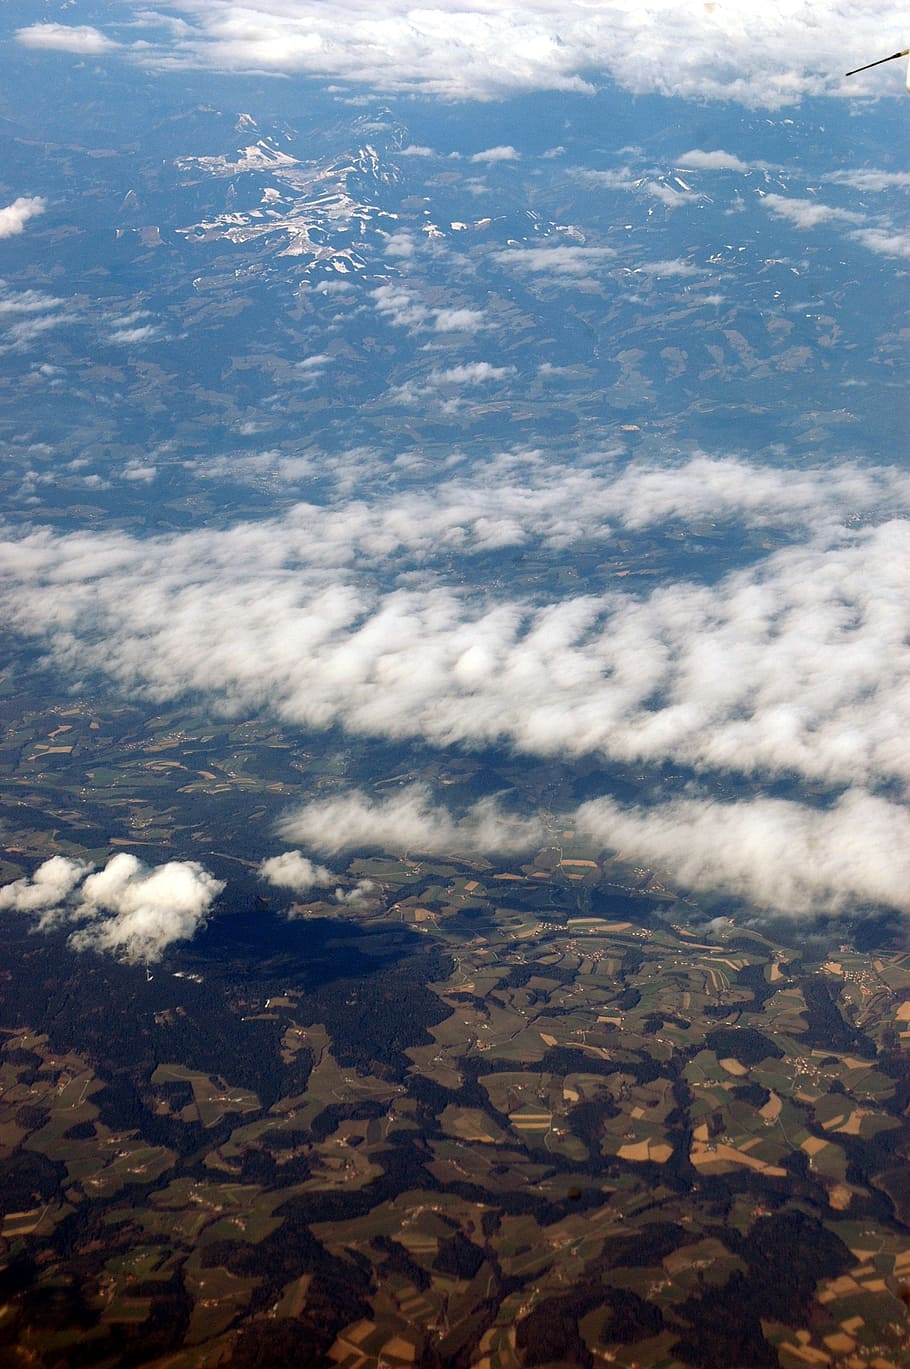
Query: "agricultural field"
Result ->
[[4, 840, 910, 1368]]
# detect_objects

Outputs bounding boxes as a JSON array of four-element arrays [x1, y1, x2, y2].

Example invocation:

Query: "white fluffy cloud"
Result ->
[[0, 197, 47, 241], [762, 193, 865, 230], [280, 784, 545, 856], [677, 149, 753, 172], [576, 790, 910, 917], [1, 454, 909, 918], [0, 855, 89, 914], [1, 457, 909, 801], [258, 850, 333, 892], [20, 1, 908, 107], [470, 146, 520, 163], [16, 24, 120, 54], [850, 227, 910, 258], [0, 854, 224, 962]]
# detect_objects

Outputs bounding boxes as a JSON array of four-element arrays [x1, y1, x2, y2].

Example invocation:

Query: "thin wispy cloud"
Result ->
[[495, 244, 616, 277]]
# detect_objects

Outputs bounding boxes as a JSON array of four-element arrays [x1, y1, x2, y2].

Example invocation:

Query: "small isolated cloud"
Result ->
[[762, 194, 864, 229], [677, 149, 751, 172], [643, 180, 698, 208], [371, 283, 430, 329], [334, 878, 376, 908], [280, 784, 545, 857], [383, 231, 419, 258], [400, 144, 434, 157], [390, 358, 515, 406], [258, 850, 333, 893], [16, 23, 119, 54], [628, 258, 703, 278], [0, 197, 46, 241], [122, 461, 157, 482], [850, 228, 910, 259], [827, 168, 910, 192], [495, 244, 615, 277], [109, 325, 157, 345], [296, 352, 333, 377], [430, 360, 513, 384], [576, 790, 910, 918], [470, 145, 519, 163], [433, 307, 487, 333], [0, 853, 224, 962]]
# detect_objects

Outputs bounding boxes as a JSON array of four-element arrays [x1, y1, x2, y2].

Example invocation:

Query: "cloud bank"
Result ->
[[1, 457, 909, 799], [0, 854, 225, 962], [1, 453, 908, 918], [15, 1, 909, 106], [576, 790, 910, 917]]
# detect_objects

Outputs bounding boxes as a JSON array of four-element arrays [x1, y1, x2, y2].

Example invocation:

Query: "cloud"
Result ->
[[28, 1, 906, 108], [0, 855, 90, 914], [433, 308, 487, 333], [70, 854, 224, 961], [258, 850, 333, 892], [850, 227, 910, 258], [16, 24, 119, 55], [371, 285, 487, 335], [383, 231, 419, 258], [109, 325, 158, 345], [0, 287, 63, 314], [676, 149, 752, 172], [626, 258, 703, 278], [389, 359, 515, 405], [0, 853, 224, 961], [1, 457, 909, 807], [495, 244, 616, 277], [762, 193, 864, 229], [0, 197, 47, 241], [429, 361, 513, 384], [826, 168, 910, 192], [279, 784, 545, 856], [575, 790, 910, 917], [469, 145, 520, 163], [371, 283, 430, 329]]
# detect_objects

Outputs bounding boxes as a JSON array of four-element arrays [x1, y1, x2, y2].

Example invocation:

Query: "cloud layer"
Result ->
[[0, 854, 224, 962], [1, 453, 908, 917], [15, 1, 910, 106], [1, 458, 908, 795]]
